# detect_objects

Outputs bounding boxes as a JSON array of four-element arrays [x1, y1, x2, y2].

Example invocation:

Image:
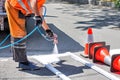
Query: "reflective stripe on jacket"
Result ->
[[8, 0, 45, 15]]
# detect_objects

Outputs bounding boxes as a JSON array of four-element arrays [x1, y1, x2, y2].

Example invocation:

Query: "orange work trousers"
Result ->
[[5, 1, 26, 38]]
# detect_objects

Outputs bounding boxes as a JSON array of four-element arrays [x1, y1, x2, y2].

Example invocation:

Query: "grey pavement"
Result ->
[[0, 1, 120, 80]]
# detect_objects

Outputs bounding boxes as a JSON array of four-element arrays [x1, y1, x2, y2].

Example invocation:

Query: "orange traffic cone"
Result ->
[[83, 43, 89, 58], [81, 27, 94, 58], [111, 54, 120, 72], [93, 46, 120, 72], [93, 45, 111, 66], [87, 27, 94, 43], [88, 42, 105, 59]]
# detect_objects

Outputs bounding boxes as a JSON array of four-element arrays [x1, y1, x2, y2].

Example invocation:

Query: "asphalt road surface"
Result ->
[[0, 1, 120, 80]]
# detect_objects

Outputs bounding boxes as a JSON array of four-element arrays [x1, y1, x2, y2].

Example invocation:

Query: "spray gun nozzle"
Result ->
[[53, 34, 58, 44]]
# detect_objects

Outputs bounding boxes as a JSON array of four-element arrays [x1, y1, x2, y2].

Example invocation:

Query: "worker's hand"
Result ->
[[45, 29, 54, 38], [34, 16, 42, 26]]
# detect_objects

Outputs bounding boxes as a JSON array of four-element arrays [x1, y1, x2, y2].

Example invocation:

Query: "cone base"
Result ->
[[80, 53, 89, 58]]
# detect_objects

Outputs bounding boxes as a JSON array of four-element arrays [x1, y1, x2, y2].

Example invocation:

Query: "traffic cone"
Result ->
[[111, 54, 120, 72], [82, 43, 89, 58], [93, 45, 111, 66], [93, 46, 120, 72], [81, 27, 94, 58], [87, 27, 94, 43], [88, 42, 105, 59]]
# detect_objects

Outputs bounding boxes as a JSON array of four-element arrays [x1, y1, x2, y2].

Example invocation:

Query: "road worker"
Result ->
[[5, 0, 54, 70]]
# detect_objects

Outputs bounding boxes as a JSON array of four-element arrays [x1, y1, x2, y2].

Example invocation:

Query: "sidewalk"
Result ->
[[1, 1, 120, 80]]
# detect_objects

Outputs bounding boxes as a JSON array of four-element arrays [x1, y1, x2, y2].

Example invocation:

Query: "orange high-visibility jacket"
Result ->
[[5, 0, 45, 38], [8, 0, 45, 15]]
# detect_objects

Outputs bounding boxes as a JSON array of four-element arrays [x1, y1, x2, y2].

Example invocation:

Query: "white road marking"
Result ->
[[110, 49, 120, 56], [0, 58, 9, 62]]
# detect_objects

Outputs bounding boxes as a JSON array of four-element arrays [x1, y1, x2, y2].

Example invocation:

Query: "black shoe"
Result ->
[[19, 62, 40, 71]]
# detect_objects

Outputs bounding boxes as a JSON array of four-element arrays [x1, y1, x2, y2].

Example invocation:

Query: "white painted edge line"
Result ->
[[68, 52, 120, 80], [45, 64, 71, 80], [32, 51, 120, 80], [110, 49, 120, 56], [32, 53, 71, 80], [0, 58, 11, 62], [0, 58, 9, 61]]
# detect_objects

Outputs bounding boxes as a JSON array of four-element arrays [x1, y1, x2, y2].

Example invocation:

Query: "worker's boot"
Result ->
[[19, 61, 40, 70]]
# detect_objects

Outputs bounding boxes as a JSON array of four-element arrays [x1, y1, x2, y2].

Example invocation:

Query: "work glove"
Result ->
[[45, 29, 54, 38], [34, 16, 42, 26]]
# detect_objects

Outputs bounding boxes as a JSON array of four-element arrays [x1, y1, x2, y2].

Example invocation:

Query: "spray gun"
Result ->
[[53, 33, 58, 44]]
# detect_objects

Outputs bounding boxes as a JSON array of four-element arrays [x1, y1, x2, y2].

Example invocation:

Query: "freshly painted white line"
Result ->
[[69, 52, 120, 80], [32, 51, 120, 80], [31, 52, 70, 64], [45, 64, 71, 80], [110, 49, 120, 56], [32, 54, 71, 80], [0, 58, 9, 61]]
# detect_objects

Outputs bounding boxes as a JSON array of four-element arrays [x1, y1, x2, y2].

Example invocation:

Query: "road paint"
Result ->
[[110, 49, 120, 56], [32, 53, 71, 80], [32, 52, 120, 80], [0, 58, 9, 62]]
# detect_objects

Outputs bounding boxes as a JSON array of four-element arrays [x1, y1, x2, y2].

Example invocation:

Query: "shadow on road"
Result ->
[[53, 3, 120, 31], [26, 23, 84, 54], [0, 23, 84, 57], [20, 60, 90, 77], [74, 7, 120, 31]]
